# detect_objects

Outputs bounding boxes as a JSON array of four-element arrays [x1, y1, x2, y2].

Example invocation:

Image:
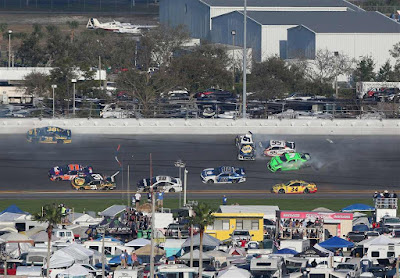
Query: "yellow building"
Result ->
[[205, 212, 264, 242]]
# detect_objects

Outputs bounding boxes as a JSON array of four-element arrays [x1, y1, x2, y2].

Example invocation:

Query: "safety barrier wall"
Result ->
[[1, 118, 400, 135]]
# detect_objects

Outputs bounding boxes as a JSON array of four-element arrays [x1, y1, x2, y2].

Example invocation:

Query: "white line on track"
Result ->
[[326, 139, 334, 144]]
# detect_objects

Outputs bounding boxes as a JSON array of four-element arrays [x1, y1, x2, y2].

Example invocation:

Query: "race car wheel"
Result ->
[[207, 179, 214, 184], [57, 140, 64, 144], [56, 177, 62, 181], [304, 188, 310, 194], [78, 187, 85, 191], [169, 188, 176, 193], [233, 179, 239, 183], [278, 189, 285, 194], [105, 187, 110, 190]]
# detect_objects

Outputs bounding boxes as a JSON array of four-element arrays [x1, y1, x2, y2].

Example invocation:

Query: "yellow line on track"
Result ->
[[0, 190, 375, 194]]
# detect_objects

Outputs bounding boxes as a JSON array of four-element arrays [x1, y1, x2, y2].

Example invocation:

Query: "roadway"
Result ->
[[0, 134, 398, 199]]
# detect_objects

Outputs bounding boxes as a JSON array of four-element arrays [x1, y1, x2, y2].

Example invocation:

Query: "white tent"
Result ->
[[0, 232, 33, 258], [217, 265, 251, 278], [125, 238, 151, 248], [31, 231, 60, 243], [362, 235, 400, 248], [313, 244, 334, 256], [58, 264, 90, 278], [50, 243, 94, 268], [0, 232, 31, 242]]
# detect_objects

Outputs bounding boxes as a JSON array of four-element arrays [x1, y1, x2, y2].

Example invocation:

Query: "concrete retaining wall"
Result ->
[[1, 118, 400, 135]]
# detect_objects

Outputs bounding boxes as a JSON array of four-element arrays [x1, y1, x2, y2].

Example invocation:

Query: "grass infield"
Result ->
[[0, 198, 376, 214]]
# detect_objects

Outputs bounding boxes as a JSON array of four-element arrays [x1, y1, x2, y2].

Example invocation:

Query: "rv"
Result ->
[[289, 266, 348, 278], [156, 264, 198, 278], [84, 237, 128, 258], [279, 239, 310, 253], [250, 255, 286, 278]]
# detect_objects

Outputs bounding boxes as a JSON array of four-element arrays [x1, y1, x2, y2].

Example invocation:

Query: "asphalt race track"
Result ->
[[0, 134, 399, 199]]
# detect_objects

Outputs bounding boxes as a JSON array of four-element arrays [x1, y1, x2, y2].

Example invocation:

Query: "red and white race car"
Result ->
[[263, 140, 295, 157]]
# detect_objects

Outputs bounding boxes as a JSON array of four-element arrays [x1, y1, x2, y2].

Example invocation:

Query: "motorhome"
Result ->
[[279, 239, 310, 253], [83, 237, 127, 258], [250, 255, 286, 278], [366, 242, 400, 259], [156, 264, 198, 278], [52, 229, 74, 243], [289, 266, 348, 277]]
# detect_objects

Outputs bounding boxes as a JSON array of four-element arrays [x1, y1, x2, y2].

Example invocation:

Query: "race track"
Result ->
[[0, 134, 399, 199]]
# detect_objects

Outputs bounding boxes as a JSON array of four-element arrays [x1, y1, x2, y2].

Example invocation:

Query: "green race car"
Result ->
[[267, 152, 311, 172]]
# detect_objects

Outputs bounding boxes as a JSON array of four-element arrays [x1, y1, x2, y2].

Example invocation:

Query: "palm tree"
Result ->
[[189, 203, 215, 278], [66, 21, 79, 43], [33, 204, 63, 278]]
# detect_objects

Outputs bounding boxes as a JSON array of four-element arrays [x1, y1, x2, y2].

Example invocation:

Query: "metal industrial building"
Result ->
[[287, 12, 400, 67], [211, 10, 400, 66], [159, 0, 363, 40]]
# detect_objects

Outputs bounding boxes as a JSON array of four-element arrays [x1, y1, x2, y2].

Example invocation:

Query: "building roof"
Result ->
[[242, 11, 400, 33], [202, 0, 356, 8]]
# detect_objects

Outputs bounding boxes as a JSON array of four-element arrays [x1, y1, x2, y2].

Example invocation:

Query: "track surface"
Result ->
[[0, 134, 399, 199]]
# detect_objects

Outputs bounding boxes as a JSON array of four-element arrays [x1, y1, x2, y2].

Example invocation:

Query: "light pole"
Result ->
[[8, 30, 12, 68], [174, 159, 186, 208], [71, 79, 77, 116], [231, 30, 236, 90], [51, 84, 57, 118], [242, 0, 247, 119], [334, 51, 339, 99], [183, 168, 188, 206], [97, 227, 106, 278]]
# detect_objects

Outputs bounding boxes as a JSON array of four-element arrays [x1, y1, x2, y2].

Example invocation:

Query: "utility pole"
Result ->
[[150, 153, 155, 278], [51, 85, 57, 118], [99, 56, 102, 90], [242, 0, 247, 119], [71, 79, 77, 116], [189, 224, 194, 267], [183, 168, 188, 206], [101, 228, 105, 278], [8, 30, 12, 68], [127, 164, 130, 207]]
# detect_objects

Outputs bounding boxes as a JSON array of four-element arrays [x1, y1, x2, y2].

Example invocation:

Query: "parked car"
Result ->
[[346, 231, 365, 243]]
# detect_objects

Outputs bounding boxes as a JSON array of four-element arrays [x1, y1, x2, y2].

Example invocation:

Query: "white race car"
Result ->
[[201, 166, 246, 184], [235, 133, 256, 160], [137, 176, 182, 192], [263, 140, 295, 157]]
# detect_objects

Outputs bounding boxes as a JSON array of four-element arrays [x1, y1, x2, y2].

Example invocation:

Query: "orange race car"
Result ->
[[48, 164, 93, 181]]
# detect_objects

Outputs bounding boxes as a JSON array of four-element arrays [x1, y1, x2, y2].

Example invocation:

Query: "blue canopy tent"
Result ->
[[341, 204, 375, 212], [0, 204, 28, 215], [319, 236, 354, 250], [274, 248, 298, 255]]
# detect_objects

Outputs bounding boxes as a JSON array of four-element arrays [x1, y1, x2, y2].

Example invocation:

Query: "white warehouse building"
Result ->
[[159, 0, 363, 40], [211, 10, 400, 66], [287, 12, 400, 68]]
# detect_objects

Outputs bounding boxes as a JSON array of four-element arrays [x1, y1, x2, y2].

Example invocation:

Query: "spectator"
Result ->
[[147, 192, 151, 203], [384, 190, 390, 198], [390, 191, 397, 198], [131, 195, 136, 208], [131, 250, 139, 268], [120, 250, 127, 269], [135, 192, 141, 209], [157, 191, 164, 208], [222, 195, 227, 205]]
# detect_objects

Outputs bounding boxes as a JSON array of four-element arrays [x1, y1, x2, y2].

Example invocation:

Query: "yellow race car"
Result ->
[[271, 180, 317, 194], [71, 173, 118, 190]]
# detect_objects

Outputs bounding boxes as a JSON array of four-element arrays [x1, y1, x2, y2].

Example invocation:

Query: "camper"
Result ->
[[52, 229, 74, 243], [113, 267, 144, 278], [279, 239, 310, 253], [156, 264, 198, 278], [250, 255, 286, 278], [289, 266, 348, 277], [366, 242, 400, 259], [84, 237, 127, 258]]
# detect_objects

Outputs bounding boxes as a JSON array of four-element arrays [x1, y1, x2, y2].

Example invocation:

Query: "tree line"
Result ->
[[1, 22, 400, 114]]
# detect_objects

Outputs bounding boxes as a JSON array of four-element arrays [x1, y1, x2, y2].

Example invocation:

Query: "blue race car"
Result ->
[[201, 166, 246, 184], [27, 126, 71, 144]]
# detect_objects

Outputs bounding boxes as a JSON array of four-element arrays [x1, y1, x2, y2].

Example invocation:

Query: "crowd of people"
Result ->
[[280, 218, 324, 240], [373, 190, 398, 209]]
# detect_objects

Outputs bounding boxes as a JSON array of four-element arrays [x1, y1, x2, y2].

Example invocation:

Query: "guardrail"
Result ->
[[1, 118, 400, 135]]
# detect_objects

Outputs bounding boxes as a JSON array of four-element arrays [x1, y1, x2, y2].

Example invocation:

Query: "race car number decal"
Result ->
[[91, 174, 103, 180], [241, 145, 253, 154], [287, 153, 296, 159], [75, 178, 85, 186]]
